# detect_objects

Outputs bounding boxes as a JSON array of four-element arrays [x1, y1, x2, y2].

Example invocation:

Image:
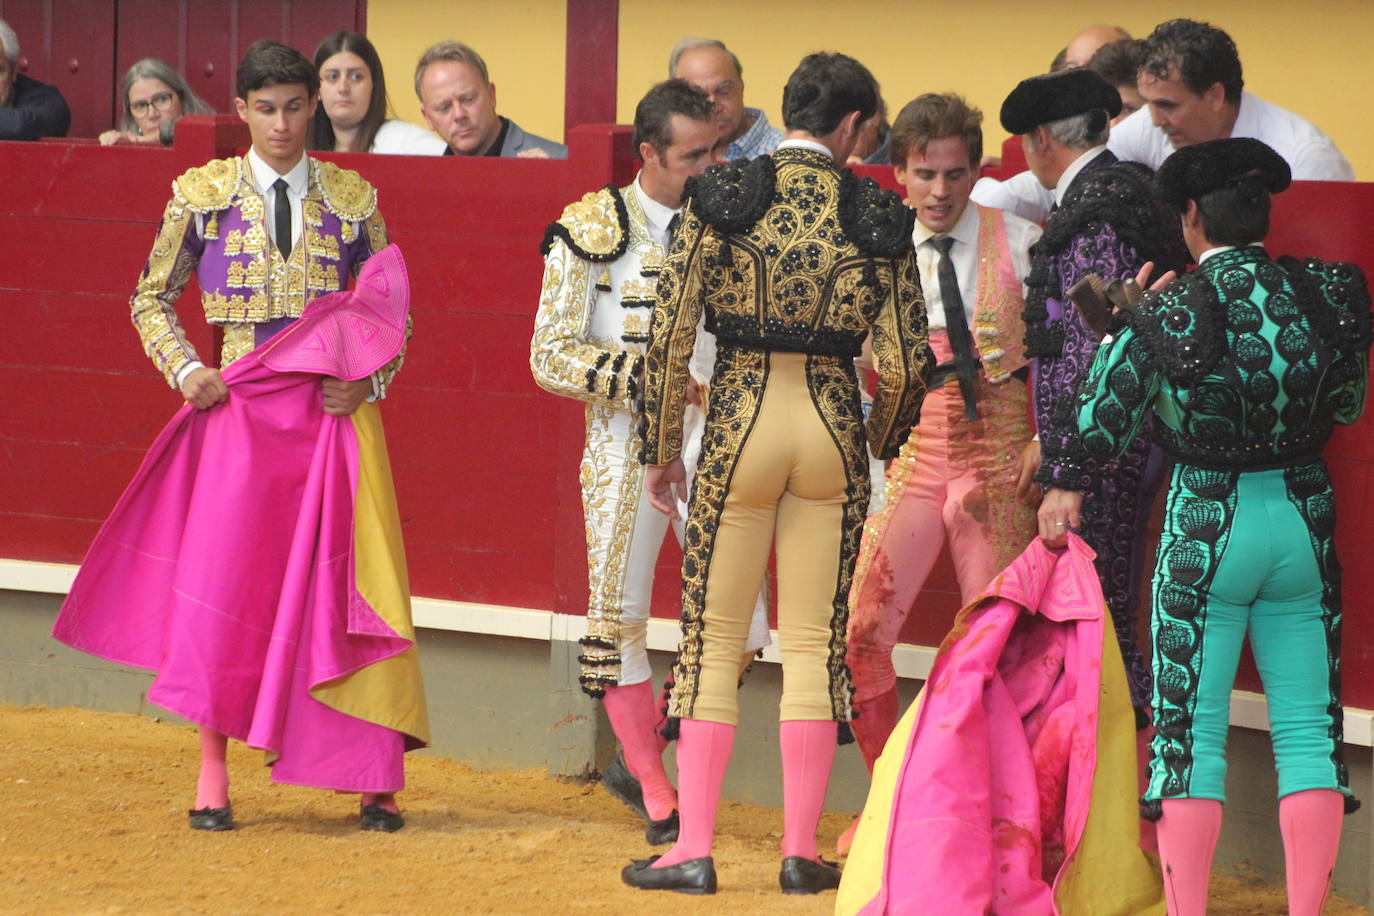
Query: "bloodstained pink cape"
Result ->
[[53, 244, 429, 793], [837, 534, 1163, 915]]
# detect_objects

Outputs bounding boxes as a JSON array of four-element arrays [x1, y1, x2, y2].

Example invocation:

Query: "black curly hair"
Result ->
[[1142, 19, 1243, 104]]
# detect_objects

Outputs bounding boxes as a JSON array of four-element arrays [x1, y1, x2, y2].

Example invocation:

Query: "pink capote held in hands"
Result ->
[[52, 245, 420, 792], [853, 534, 1144, 915]]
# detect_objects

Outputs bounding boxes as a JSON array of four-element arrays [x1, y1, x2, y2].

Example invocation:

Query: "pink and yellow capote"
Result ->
[[53, 244, 428, 793], [837, 534, 1163, 915]]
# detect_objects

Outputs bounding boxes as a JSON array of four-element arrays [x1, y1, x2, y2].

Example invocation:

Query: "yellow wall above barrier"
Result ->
[[369, 0, 1370, 178]]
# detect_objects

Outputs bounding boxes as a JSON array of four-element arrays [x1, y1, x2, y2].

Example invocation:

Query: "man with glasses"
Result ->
[[670, 38, 781, 161]]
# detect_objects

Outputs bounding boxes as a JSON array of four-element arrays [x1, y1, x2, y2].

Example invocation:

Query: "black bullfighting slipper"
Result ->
[[645, 809, 679, 846], [779, 855, 842, 894], [601, 751, 649, 821], [188, 803, 234, 831], [360, 804, 405, 832], [621, 855, 717, 895]]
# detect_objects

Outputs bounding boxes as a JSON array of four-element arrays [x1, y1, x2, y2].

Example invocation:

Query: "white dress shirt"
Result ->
[[633, 174, 678, 252], [369, 119, 446, 156], [1054, 145, 1109, 206], [915, 204, 1041, 330], [971, 169, 1054, 224], [973, 91, 1353, 225], [245, 146, 309, 252], [777, 137, 835, 158], [1108, 91, 1353, 181]]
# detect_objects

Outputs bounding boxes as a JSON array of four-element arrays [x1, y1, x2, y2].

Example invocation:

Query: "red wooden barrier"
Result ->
[[2, 120, 1373, 701]]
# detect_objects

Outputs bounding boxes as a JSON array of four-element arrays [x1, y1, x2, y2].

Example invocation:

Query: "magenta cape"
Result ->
[[53, 245, 429, 793], [838, 535, 1163, 915]]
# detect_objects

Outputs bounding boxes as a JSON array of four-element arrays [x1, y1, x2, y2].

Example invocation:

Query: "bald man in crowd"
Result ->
[[975, 18, 1352, 223], [1064, 23, 1131, 69], [670, 38, 782, 160]]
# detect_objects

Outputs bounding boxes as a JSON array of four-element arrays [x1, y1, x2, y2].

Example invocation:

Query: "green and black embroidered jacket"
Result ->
[[1077, 246, 1370, 466]]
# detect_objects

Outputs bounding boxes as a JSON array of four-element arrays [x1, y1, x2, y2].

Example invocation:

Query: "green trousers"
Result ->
[[1146, 463, 1353, 804]]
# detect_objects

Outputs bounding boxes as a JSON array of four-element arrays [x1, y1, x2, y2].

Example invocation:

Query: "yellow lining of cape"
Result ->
[[308, 401, 431, 747], [836, 611, 1165, 915]]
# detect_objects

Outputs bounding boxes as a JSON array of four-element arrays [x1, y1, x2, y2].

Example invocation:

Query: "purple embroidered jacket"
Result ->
[[1022, 149, 1187, 709]]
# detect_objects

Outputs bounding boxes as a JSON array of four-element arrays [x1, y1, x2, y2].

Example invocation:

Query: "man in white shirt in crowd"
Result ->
[[974, 18, 1352, 223]]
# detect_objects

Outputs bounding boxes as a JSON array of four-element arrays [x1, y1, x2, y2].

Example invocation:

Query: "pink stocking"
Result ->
[[195, 727, 229, 809], [652, 719, 734, 868], [1157, 798, 1222, 916], [603, 680, 678, 820], [1279, 789, 1344, 916], [850, 688, 900, 774], [362, 792, 399, 814], [781, 719, 838, 861]]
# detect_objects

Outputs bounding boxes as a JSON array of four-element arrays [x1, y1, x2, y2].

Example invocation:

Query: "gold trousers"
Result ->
[[669, 349, 868, 726]]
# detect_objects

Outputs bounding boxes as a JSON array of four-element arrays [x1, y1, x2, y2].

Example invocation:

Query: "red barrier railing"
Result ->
[[3, 116, 1373, 700]]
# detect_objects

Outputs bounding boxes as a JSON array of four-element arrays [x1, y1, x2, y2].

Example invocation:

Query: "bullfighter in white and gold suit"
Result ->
[[530, 81, 768, 848]]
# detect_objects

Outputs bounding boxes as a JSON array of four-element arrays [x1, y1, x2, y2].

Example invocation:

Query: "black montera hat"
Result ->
[[1153, 137, 1292, 208], [999, 69, 1122, 135]]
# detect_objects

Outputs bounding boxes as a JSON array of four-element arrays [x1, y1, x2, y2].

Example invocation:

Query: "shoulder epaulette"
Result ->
[[837, 169, 915, 259], [540, 185, 629, 262], [1113, 272, 1225, 386], [687, 156, 775, 234], [1278, 255, 1372, 354], [172, 157, 243, 213], [1023, 158, 1188, 358], [1043, 161, 1187, 274], [314, 159, 378, 222]]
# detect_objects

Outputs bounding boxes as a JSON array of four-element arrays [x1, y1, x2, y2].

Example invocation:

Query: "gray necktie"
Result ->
[[932, 235, 979, 421]]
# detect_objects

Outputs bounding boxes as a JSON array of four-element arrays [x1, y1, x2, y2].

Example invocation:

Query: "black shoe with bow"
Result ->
[[779, 855, 842, 894], [360, 804, 405, 832], [621, 855, 717, 894], [188, 803, 234, 831], [602, 751, 680, 845]]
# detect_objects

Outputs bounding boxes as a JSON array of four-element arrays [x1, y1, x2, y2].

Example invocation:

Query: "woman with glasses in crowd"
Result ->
[[309, 30, 444, 155], [98, 58, 212, 146]]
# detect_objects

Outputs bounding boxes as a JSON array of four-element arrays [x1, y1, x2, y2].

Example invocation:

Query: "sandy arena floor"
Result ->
[[0, 705, 1366, 915]]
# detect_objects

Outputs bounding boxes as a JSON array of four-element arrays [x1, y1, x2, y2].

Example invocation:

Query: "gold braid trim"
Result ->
[[314, 159, 378, 222], [172, 157, 242, 213], [542, 186, 628, 262]]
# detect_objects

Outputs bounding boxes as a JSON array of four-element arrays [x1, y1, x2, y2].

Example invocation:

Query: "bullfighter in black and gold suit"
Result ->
[[626, 53, 931, 896]]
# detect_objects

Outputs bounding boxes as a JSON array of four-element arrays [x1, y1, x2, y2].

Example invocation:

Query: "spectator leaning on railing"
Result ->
[[99, 58, 213, 147]]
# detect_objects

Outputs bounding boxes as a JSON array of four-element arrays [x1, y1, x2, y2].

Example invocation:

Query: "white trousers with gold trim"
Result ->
[[582, 403, 770, 688]]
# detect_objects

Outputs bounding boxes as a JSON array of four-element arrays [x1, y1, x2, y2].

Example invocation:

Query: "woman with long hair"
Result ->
[[309, 30, 443, 155], [98, 58, 212, 146]]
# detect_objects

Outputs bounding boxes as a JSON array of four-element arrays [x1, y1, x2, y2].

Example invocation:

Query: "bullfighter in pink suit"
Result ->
[[846, 94, 1042, 782]]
